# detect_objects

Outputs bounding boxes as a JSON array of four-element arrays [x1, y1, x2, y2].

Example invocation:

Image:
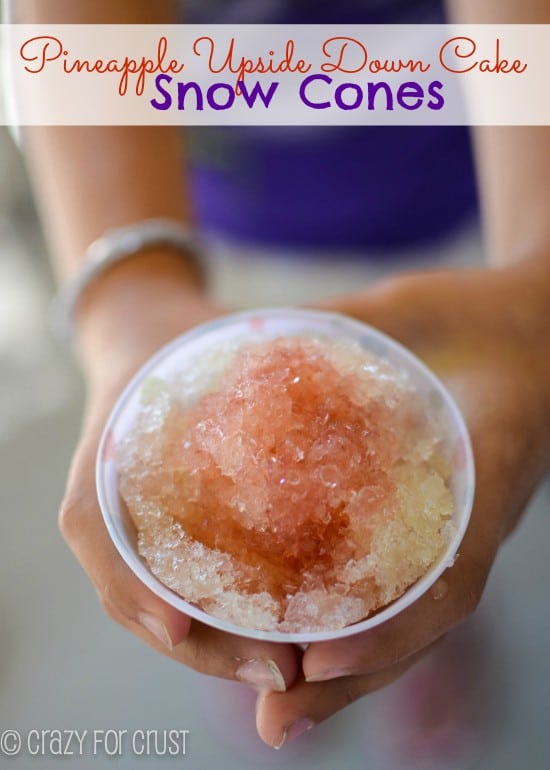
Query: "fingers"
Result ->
[[60, 433, 300, 691], [300, 501, 493, 685], [168, 621, 298, 690], [256, 646, 432, 749], [301, 573, 469, 683], [255, 477, 494, 750], [254, 438, 495, 750], [315, 270, 453, 343], [271, 335, 539, 740], [316, 267, 505, 356]]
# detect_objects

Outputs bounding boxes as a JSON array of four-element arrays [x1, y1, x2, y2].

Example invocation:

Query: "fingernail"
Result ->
[[274, 719, 314, 749], [138, 613, 173, 651], [430, 577, 449, 600], [236, 659, 286, 692], [305, 667, 353, 683]]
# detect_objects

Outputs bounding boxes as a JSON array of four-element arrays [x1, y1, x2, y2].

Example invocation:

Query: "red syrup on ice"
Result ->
[[118, 337, 454, 633]]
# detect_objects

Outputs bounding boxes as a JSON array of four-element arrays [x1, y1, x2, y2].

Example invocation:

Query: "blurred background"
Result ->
[[1, 119, 549, 770]]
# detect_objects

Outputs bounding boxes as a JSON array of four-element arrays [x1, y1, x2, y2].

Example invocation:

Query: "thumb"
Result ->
[[313, 267, 492, 352]]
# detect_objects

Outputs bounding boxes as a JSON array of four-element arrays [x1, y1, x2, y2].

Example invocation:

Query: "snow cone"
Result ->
[[97, 309, 474, 643]]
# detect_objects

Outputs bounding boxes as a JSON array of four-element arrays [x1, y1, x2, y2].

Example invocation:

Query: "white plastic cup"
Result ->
[[96, 308, 475, 644]]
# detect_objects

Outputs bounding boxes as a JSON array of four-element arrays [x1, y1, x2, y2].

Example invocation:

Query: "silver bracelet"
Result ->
[[50, 218, 203, 343]]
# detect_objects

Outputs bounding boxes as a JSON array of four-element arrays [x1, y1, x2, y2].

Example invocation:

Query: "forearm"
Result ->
[[29, 123, 209, 383], [16, 1, 212, 377], [471, 122, 550, 426], [17, 1, 189, 270], [471, 127, 550, 272], [444, 1, 550, 271], [25, 127, 204, 381], [442, 0, 550, 426], [25, 126, 195, 280]]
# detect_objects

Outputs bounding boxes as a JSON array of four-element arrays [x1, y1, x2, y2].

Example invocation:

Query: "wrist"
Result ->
[[74, 248, 219, 388]]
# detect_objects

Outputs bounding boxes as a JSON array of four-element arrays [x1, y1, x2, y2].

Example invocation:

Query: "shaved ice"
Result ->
[[117, 336, 454, 633]]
